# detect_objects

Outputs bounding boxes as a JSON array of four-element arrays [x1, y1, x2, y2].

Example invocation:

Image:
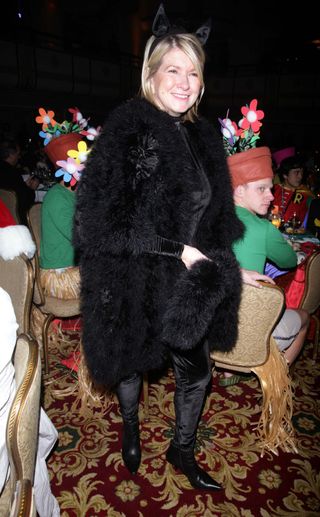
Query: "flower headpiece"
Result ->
[[35, 107, 101, 185], [218, 99, 264, 157], [220, 99, 273, 189]]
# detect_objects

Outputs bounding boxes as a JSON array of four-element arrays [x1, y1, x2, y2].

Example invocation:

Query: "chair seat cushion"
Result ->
[[41, 297, 80, 317]]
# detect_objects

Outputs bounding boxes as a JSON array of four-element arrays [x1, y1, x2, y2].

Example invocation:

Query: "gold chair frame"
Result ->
[[0, 334, 40, 517], [299, 250, 320, 359], [0, 254, 34, 335], [210, 282, 296, 454]]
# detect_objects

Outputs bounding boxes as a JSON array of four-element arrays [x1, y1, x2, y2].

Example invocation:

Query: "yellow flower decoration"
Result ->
[[67, 140, 90, 164]]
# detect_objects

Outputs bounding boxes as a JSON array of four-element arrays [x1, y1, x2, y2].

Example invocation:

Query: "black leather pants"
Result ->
[[115, 340, 211, 448], [170, 339, 212, 448], [116, 372, 142, 422]]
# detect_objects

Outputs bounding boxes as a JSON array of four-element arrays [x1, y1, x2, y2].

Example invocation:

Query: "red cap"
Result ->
[[227, 147, 273, 189], [44, 133, 83, 167]]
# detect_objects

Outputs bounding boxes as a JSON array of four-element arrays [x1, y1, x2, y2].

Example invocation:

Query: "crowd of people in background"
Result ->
[[1, 134, 319, 213]]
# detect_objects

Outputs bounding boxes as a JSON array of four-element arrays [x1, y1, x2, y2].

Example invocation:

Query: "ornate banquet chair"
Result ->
[[143, 282, 294, 453], [0, 189, 20, 224], [27, 203, 81, 374], [0, 334, 40, 517], [210, 281, 296, 454], [298, 251, 320, 359]]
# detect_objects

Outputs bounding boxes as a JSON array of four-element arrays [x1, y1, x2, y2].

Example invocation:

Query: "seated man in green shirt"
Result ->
[[220, 147, 309, 386], [40, 178, 80, 300]]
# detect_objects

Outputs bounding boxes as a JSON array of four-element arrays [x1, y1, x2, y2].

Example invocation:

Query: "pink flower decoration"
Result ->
[[56, 157, 84, 173], [55, 157, 85, 185], [68, 107, 88, 128], [80, 126, 101, 141], [240, 99, 264, 133]]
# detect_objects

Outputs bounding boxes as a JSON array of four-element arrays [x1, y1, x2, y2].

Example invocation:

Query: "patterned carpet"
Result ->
[[43, 328, 320, 517]]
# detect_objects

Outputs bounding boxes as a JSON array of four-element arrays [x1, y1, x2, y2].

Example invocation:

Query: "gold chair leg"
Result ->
[[143, 373, 149, 421], [43, 313, 55, 375]]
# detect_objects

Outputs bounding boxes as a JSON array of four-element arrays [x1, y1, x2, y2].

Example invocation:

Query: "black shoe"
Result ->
[[166, 442, 222, 491], [122, 420, 141, 474]]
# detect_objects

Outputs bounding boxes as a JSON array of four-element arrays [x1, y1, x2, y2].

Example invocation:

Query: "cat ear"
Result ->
[[152, 3, 171, 37], [195, 18, 212, 45]]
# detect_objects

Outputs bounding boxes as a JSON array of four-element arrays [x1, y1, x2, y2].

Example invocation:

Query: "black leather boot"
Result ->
[[116, 373, 142, 474], [122, 418, 141, 474], [166, 441, 222, 491]]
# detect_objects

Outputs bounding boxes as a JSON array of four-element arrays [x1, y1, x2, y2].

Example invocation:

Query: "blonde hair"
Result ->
[[140, 33, 206, 122]]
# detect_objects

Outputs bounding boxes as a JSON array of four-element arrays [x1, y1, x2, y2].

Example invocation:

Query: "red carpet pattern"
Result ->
[[44, 331, 320, 516]]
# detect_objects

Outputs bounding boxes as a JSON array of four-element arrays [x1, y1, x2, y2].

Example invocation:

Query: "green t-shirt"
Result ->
[[40, 183, 76, 269], [233, 206, 297, 274]]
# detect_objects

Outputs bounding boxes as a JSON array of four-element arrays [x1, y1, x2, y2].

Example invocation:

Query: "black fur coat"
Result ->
[[74, 98, 244, 387]]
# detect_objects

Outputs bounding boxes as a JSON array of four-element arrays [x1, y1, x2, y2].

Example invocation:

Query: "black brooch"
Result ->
[[100, 287, 112, 305], [128, 132, 159, 188]]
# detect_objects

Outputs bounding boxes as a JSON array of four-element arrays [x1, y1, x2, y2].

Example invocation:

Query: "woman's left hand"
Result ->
[[181, 244, 210, 270], [241, 269, 275, 288]]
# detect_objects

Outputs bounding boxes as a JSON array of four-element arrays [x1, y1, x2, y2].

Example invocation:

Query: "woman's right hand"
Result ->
[[241, 269, 275, 288], [181, 244, 210, 270]]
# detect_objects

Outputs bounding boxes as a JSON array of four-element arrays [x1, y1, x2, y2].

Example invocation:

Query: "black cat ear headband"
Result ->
[[148, 3, 212, 58]]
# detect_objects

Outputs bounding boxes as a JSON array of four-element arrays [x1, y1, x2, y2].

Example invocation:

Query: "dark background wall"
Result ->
[[0, 0, 319, 155]]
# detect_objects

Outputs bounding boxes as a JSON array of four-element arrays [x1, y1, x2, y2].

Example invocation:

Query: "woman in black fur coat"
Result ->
[[74, 5, 252, 492]]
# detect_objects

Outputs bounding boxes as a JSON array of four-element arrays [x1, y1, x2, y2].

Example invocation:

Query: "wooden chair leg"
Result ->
[[142, 373, 149, 421], [43, 313, 55, 375]]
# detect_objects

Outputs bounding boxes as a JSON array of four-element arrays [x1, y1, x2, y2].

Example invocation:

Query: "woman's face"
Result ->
[[150, 47, 201, 117]]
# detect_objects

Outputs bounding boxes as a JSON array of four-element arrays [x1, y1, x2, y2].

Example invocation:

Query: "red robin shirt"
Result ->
[[273, 184, 313, 225]]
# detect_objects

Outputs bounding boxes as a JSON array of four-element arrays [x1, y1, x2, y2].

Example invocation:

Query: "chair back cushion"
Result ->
[[299, 251, 320, 314], [211, 283, 284, 369], [0, 256, 34, 334]]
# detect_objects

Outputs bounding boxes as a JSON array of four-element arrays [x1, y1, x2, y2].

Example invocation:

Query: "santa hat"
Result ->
[[0, 225, 36, 260], [227, 146, 273, 189]]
